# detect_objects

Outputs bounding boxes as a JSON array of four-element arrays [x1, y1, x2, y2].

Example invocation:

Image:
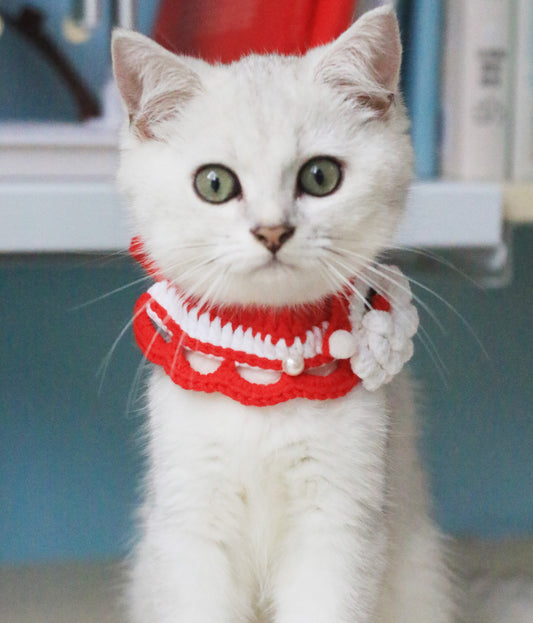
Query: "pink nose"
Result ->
[[251, 224, 295, 254]]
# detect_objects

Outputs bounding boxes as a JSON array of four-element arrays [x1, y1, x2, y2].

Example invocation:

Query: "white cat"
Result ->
[[112, 7, 456, 623]]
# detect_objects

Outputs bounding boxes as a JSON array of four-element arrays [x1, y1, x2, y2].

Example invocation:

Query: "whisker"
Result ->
[[325, 244, 487, 357], [361, 262, 446, 334], [323, 245, 448, 334], [386, 244, 483, 289], [97, 314, 135, 393], [69, 241, 228, 312], [126, 308, 177, 415], [321, 252, 450, 382], [316, 258, 353, 303], [414, 328, 450, 386], [70, 274, 151, 311], [96, 293, 160, 393], [321, 259, 368, 307], [374, 263, 489, 360], [127, 356, 150, 417]]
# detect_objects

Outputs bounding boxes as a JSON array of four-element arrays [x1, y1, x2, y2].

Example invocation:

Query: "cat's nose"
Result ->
[[251, 224, 295, 254]]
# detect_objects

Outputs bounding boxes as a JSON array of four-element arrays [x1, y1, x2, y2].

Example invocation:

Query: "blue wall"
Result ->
[[1, 0, 532, 565], [411, 227, 533, 537], [1, 227, 532, 564], [0, 256, 146, 562]]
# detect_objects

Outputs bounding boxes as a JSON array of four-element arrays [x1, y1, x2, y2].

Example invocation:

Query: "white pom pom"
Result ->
[[362, 368, 387, 391], [403, 305, 419, 338], [399, 338, 414, 364], [328, 329, 358, 359], [362, 310, 393, 336], [350, 342, 375, 378], [368, 332, 391, 366], [384, 351, 404, 375], [389, 324, 407, 351]]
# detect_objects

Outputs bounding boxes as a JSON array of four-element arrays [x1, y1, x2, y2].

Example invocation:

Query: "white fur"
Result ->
[[126, 373, 455, 623], [113, 7, 456, 622]]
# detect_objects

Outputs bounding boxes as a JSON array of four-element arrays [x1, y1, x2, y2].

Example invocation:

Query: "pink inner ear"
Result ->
[[351, 7, 402, 92], [370, 27, 401, 92], [116, 73, 140, 117], [313, 8, 402, 115], [112, 31, 203, 141], [133, 89, 184, 140], [112, 37, 146, 118], [356, 92, 395, 116]]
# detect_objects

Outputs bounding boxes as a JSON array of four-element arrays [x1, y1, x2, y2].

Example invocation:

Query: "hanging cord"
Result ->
[[0, 6, 101, 120]]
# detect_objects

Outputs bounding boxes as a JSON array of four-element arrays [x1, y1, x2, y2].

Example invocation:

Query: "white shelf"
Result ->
[[0, 122, 119, 181], [397, 181, 503, 249], [0, 178, 504, 255], [0, 119, 506, 267], [0, 181, 128, 253]]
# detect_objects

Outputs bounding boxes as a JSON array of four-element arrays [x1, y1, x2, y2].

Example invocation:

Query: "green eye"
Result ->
[[298, 157, 342, 197], [194, 164, 241, 204]]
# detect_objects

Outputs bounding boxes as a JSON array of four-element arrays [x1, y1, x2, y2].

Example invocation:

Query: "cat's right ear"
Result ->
[[111, 30, 203, 140], [313, 6, 402, 119]]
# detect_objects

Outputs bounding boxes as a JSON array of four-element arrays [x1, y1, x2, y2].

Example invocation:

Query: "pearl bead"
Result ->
[[282, 354, 305, 376], [328, 329, 357, 359]]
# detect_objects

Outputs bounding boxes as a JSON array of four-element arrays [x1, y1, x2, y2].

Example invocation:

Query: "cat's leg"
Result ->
[[126, 375, 253, 623], [128, 520, 248, 623], [270, 404, 390, 623], [375, 518, 456, 623], [374, 374, 457, 623], [272, 512, 387, 623]]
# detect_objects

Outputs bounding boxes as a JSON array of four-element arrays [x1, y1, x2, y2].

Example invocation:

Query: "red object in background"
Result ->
[[153, 0, 357, 62]]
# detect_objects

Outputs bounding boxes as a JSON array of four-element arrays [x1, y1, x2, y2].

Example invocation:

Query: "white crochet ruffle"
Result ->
[[147, 280, 327, 362], [147, 265, 419, 392]]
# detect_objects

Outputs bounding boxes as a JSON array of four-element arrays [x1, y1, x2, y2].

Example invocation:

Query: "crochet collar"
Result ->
[[131, 238, 389, 407]]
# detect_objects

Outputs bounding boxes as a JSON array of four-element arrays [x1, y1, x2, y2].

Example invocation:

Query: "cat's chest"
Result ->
[[147, 368, 389, 500]]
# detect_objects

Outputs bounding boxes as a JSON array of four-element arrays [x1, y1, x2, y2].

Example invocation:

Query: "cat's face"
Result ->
[[113, 7, 412, 307]]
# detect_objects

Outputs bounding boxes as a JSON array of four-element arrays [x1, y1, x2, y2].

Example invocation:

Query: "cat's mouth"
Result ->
[[252, 255, 298, 273]]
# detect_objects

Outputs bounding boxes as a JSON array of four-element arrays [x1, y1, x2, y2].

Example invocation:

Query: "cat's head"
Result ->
[[112, 6, 412, 308]]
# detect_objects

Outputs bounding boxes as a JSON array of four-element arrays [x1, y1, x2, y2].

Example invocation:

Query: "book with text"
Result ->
[[441, 0, 513, 180]]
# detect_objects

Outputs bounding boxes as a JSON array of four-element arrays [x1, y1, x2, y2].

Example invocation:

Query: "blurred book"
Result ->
[[403, 0, 443, 179], [511, 0, 533, 181], [441, 0, 513, 181]]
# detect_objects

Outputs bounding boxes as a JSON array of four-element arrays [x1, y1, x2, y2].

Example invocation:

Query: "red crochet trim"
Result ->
[[130, 236, 163, 280], [133, 290, 360, 406], [130, 238, 389, 407], [134, 292, 359, 406]]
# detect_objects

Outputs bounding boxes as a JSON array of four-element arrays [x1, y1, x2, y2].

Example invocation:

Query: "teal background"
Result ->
[[0, 0, 532, 566], [1, 227, 532, 564], [0, 255, 146, 562]]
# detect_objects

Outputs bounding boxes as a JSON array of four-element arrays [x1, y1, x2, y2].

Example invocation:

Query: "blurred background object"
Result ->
[[0, 0, 147, 122], [153, 0, 355, 62]]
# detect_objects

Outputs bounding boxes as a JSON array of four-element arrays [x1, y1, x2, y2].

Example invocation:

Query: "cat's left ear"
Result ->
[[112, 29, 203, 140], [314, 5, 401, 118]]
